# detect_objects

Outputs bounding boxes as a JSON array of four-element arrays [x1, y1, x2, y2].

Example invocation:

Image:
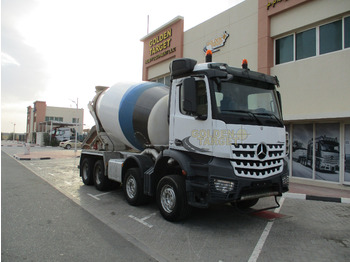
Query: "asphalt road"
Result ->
[[1, 151, 155, 262], [2, 145, 350, 262]]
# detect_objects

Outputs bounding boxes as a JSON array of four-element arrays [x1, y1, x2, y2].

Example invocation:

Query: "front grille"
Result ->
[[231, 143, 284, 179]]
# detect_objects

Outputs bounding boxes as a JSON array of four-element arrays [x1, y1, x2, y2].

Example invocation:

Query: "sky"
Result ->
[[1, 0, 244, 133]]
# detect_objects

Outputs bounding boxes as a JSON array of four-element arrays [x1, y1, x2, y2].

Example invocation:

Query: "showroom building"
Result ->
[[141, 0, 350, 185]]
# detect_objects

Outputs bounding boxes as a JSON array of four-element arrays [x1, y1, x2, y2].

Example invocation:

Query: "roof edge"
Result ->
[[140, 16, 184, 41]]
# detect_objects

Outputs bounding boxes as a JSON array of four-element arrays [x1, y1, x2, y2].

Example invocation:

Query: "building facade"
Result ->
[[26, 101, 84, 143], [141, 0, 350, 185]]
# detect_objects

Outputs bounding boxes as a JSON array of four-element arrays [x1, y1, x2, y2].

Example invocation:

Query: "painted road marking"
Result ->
[[129, 213, 156, 228], [248, 197, 285, 262], [87, 192, 111, 200]]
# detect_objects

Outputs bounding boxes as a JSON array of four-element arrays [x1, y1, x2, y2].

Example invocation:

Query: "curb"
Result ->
[[2, 144, 40, 147], [13, 155, 51, 161], [283, 192, 350, 204]]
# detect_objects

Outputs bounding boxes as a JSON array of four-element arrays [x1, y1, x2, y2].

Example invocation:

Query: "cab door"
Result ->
[[169, 76, 213, 155]]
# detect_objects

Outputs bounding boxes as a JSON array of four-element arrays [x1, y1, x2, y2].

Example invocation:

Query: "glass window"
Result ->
[[315, 123, 340, 182], [292, 124, 313, 179], [275, 35, 294, 64], [345, 16, 350, 48], [180, 79, 207, 116], [165, 75, 171, 87], [320, 20, 342, 54], [296, 28, 316, 60], [345, 124, 350, 183]]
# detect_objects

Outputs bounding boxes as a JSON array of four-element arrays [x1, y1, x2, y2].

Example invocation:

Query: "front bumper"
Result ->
[[186, 157, 289, 208]]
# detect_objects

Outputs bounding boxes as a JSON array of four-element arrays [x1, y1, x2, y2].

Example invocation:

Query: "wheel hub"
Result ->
[[126, 176, 136, 199], [160, 185, 176, 213]]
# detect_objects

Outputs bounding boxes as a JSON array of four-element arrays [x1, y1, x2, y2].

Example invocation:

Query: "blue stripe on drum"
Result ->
[[118, 82, 163, 150]]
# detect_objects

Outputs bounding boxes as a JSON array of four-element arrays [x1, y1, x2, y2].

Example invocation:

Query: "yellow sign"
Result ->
[[145, 48, 176, 64], [203, 31, 229, 53], [267, 0, 288, 10], [149, 29, 172, 56]]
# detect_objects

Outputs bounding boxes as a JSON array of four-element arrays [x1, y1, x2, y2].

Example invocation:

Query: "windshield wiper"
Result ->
[[222, 110, 263, 125], [255, 112, 284, 126]]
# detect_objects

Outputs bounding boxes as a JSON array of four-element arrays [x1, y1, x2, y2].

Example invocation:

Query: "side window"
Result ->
[[180, 79, 208, 116]]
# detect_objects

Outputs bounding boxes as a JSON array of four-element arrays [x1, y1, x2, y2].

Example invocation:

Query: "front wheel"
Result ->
[[156, 175, 191, 222]]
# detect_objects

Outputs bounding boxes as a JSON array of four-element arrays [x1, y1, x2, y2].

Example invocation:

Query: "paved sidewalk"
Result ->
[[14, 149, 81, 160], [287, 178, 350, 203]]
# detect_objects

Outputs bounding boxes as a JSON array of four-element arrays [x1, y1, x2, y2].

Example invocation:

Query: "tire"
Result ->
[[80, 158, 94, 185], [65, 144, 72, 149], [156, 175, 191, 222], [232, 198, 259, 209], [123, 168, 149, 206], [93, 160, 110, 191]]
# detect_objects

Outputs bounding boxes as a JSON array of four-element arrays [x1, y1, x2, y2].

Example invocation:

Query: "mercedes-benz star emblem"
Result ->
[[257, 143, 268, 160]]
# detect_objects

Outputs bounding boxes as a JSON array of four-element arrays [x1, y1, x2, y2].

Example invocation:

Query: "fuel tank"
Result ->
[[95, 82, 169, 151]]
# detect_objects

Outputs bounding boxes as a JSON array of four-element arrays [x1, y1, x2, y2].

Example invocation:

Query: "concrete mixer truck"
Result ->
[[79, 57, 289, 221]]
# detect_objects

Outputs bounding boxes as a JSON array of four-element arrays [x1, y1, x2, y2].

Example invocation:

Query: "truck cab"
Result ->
[[79, 58, 289, 222], [164, 58, 289, 209]]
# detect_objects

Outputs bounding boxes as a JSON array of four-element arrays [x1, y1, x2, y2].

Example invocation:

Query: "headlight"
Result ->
[[213, 179, 235, 193]]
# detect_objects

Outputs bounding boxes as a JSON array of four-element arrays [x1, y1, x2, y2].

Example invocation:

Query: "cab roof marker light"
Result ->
[[205, 49, 212, 63], [242, 59, 249, 70]]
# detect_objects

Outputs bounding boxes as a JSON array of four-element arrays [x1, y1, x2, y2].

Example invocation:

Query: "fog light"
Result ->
[[214, 179, 235, 193], [282, 174, 289, 186]]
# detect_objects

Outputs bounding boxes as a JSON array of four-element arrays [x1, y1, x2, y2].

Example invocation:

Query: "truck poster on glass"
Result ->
[[345, 124, 350, 183], [292, 124, 313, 179], [315, 123, 340, 182]]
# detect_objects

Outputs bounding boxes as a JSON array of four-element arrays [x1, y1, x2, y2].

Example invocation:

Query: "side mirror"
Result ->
[[277, 91, 283, 114], [183, 78, 197, 113]]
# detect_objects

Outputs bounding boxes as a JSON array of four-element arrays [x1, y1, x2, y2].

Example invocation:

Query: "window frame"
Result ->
[[274, 15, 350, 66]]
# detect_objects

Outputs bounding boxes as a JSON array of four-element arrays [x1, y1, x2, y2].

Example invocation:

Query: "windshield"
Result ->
[[211, 78, 283, 127], [320, 142, 339, 153]]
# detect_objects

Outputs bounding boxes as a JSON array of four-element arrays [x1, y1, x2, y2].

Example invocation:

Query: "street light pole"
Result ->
[[70, 98, 79, 153], [11, 122, 16, 142], [74, 98, 78, 153]]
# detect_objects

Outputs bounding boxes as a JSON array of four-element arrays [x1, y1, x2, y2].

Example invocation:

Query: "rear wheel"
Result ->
[[80, 158, 94, 185], [156, 175, 190, 222], [123, 168, 149, 206], [93, 160, 110, 191], [65, 144, 71, 149]]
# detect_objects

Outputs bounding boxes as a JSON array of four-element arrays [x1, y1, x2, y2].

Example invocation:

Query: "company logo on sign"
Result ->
[[203, 31, 229, 53], [146, 28, 176, 64], [267, 0, 288, 10]]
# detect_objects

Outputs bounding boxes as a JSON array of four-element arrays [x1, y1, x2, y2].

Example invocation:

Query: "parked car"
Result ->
[[59, 140, 82, 149]]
